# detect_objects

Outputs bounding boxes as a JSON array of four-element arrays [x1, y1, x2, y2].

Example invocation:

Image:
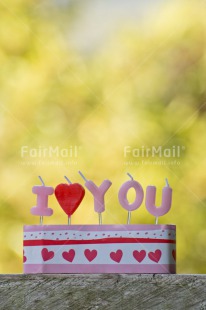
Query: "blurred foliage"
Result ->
[[0, 0, 206, 274]]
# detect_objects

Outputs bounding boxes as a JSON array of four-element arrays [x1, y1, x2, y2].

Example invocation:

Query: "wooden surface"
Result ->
[[0, 274, 206, 310]]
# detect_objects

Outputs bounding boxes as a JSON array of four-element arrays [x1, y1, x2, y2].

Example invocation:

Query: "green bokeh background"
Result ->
[[0, 0, 206, 273]]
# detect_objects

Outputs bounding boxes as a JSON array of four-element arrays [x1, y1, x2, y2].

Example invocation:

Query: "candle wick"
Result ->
[[64, 176, 72, 184], [78, 171, 87, 182], [127, 173, 133, 180], [98, 213, 102, 225], [127, 211, 131, 225], [38, 176, 45, 186], [165, 178, 169, 187]]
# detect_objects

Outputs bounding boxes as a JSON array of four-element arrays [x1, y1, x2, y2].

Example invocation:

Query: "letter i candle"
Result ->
[[23, 172, 176, 274]]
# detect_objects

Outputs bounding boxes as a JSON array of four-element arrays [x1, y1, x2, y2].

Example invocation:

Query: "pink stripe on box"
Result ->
[[24, 263, 176, 274], [24, 224, 176, 232]]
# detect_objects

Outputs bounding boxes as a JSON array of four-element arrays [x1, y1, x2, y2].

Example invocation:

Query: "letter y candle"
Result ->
[[78, 171, 112, 225]]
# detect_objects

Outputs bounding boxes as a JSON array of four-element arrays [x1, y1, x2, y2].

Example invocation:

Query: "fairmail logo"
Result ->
[[21, 145, 81, 158], [124, 145, 185, 158]]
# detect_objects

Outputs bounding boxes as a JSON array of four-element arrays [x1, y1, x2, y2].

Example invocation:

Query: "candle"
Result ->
[[30, 176, 54, 225], [55, 176, 85, 225], [145, 178, 172, 224], [118, 173, 144, 224], [79, 171, 112, 225], [64, 176, 72, 225]]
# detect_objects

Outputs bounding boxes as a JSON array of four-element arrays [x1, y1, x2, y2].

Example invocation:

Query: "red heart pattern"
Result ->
[[23, 250, 27, 263], [133, 250, 146, 263], [55, 183, 85, 217], [41, 248, 54, 261], [62, 249, 75, 262], [84, 249, 97, 262], [172, 250, 176, 261], [110, 250, 123, 263], [148, 250, 162, 263], [25, 248, 176, 264]]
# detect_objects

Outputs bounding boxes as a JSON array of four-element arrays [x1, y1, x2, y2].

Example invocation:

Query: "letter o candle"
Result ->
[[118, 173, 144, 224]]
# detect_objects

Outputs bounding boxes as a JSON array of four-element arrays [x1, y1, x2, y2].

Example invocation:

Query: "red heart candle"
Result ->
[[55, 183, 85, 221]]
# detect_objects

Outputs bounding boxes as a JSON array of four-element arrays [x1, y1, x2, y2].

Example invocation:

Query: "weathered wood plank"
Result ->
[[0, 274, 205, 310]]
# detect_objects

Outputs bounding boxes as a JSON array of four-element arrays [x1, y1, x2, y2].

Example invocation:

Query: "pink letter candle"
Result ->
[[145, 178, 172, 224], [30, 176, 54, 224], [118, 173, 144, 224], [79, 171, 112, 224]]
